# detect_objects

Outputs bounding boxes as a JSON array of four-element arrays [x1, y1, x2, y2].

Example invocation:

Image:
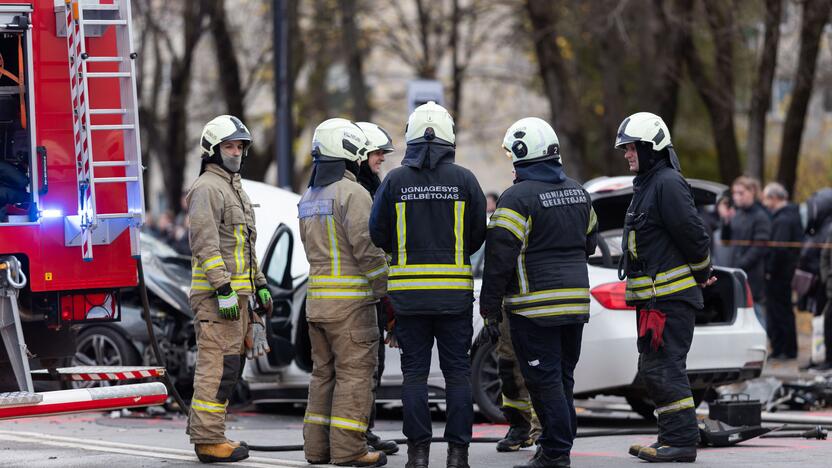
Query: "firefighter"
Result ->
[[480, 117, 598, 468], [186, 115, 273, 463], [615, 112, 714, 463], [354, 121, 400, 456], [369, 101, 487, 468], [495, 318, 542, 452], [299, 118, 389, 467]]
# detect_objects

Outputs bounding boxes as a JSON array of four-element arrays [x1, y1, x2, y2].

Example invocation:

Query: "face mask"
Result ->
[[220, 151, 242, 173]]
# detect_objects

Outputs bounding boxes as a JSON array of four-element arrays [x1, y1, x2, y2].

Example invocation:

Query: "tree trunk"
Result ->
[[747, 0, 782, 182], [650, 0, 690, 129], [163, 4, 207, 216], [525, 0, 586, 180], [450, 0, 463, 120], [339, 0, 371, 121], [682, 0, 741, 184], [776, 0, 831, 196]]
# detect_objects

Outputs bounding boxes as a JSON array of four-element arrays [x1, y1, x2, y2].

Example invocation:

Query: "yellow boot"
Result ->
[[194, 442, 249, 463], [334, 450, 387, 467]]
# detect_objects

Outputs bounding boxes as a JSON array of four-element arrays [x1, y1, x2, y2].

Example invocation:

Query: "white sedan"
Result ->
[[242, 177, 767, 420]]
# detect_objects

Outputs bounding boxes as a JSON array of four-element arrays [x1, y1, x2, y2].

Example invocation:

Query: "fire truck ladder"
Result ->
[[63, 0, 144, 262], [0, 256, 166, 420]]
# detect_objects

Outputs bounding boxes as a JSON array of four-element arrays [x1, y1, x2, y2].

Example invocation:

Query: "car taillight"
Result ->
[[590, 281, 635, 310], [744, 281, 754, 308], [59, 290, 120, 324]]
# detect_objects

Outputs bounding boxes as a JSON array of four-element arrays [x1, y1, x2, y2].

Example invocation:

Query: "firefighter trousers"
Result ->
[[637, 300, 699, 447], [303, 305, 379, 464], [497, 313, 541, 438], [187, 294, 250, 444], [369, 302, 386, 431], [509, 315, 583, 458]]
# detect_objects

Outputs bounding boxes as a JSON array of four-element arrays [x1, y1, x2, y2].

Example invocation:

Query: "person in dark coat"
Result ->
[[722, 176, 771, 327], [762, 182, 803, 359], [797, 188, 832, 369]]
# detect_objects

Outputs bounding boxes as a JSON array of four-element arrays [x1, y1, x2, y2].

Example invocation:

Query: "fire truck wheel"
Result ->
[[71, 326, 141, 388]]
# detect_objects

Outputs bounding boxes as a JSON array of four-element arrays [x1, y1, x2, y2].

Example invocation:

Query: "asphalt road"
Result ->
[[1, 401, 831, 467]]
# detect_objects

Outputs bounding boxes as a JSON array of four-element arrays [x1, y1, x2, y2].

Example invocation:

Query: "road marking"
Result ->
[[0, 430, 333, 467]]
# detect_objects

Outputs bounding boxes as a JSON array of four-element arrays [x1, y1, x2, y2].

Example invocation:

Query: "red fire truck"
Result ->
[[0, 0, 166, 418]]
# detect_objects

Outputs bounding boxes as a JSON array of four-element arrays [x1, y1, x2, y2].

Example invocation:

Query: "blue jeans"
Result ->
[[509, 315, 583, 457], [395, 311, 473, 445]]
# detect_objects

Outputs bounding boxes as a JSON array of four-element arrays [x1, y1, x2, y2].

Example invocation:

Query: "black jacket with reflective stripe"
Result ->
[[480, 176, 598, 327], [369, 157, 487, 315], [622, 159, 711, 308]]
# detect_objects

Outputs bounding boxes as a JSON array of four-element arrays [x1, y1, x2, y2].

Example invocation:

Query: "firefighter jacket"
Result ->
[[480, 173, 599, 327], [187, 163, 266, 299], [369, 145, 487, 315], [298, 170, 388, 322], [621, 159, 711, 308]]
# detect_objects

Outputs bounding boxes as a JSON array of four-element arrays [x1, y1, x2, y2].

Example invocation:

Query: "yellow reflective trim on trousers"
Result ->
[[304, 411, 330, 426], [366, 262, 388, 280], [628, 230, 637, 259], [627, 264, 692, 288], [307, 289, 374, 299], [191, 279, 253, 292], [656, 397, 695, 415], [454, 201, 465, 266], [504, 288, 590, 306], [625, 276, 698, 301], [389, 264, 473, 276], [396, 202, 407, 265], [690, 254, 710, 271], [202, 255, 224, 271], [388, 277, 474, 291], [510, 303, 590, 319], [327, 216, 340, 276], [587, 207, 598, 234], [501, 394, 532, 411], [330, 415, 368, 432], [192, 398, 226, 413], [490, 218, 524, 241], [517, 216, 532, 294]]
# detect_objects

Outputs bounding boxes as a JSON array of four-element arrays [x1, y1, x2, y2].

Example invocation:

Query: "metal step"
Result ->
[[31, 366, 165, 382], [0, 382, 167, 419], [83, 19, 127, 26], [89, 108, 127, 115], [0, 391, 42, 408], [94, 176, 139, 184], [85, 71, 131, 78], [92, 160, 129, 167], [83, 56, 124, 63], [89, 124, 134, 131]]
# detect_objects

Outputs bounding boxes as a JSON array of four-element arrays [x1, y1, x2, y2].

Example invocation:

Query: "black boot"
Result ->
[[637, 445, 697, 463], [447, 443, 469, 468], [628, 440, 659, 457], [366, 430, 400, 455], [497, 426, 534, 452], [513, 447, 570, 468], [405, 441, 430, 468]]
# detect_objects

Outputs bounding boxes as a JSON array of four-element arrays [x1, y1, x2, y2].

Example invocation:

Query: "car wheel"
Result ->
[[626, 389, 708, 421], [71, 326, 140, 389], [471, 339, 507, 423]]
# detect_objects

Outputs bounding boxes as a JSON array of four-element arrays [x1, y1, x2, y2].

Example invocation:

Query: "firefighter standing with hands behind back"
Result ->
[[615, 112, 714, 463], [186, 115, 273, 463], [299, 118, 389, 467], [480, 117, 598, 468]]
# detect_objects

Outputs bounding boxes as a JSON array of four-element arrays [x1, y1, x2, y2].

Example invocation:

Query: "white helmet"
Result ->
[[405, 101, 455, 145], [502, 117, 561, 165], [614, 112, 671, 151], [356, 122, 395, 154], [311, 118, 369, 162], [200, 115, 252, 159]]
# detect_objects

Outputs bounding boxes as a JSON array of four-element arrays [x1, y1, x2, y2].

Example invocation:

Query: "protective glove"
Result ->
[[385, 318, 399, 348], [245, 311, 271, 359], [216, 283, 240, 320], [480, 304, 502, 344], [256, 286, 273, 316]]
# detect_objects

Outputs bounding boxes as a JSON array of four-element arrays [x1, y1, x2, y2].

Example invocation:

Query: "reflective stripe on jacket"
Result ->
[[621, 159, 711, 307], [299, 170, 388, 322], [481, 177, 598, 327], [369, 159, 486, 315], [187, 164, 266, 299]]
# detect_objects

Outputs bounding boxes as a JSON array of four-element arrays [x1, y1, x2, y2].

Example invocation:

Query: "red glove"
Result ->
[[637, 308, 667, 353]]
